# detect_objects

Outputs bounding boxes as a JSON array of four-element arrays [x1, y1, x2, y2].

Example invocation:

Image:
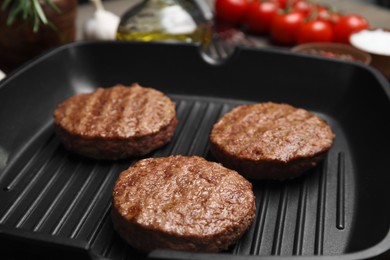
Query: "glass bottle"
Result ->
[[116, 0, 212, 43]]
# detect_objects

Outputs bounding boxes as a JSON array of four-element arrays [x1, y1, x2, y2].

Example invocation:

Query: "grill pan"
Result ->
[[1, 41, 390, 260]]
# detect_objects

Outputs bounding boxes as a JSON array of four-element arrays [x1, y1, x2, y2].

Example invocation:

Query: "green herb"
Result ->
[[1, 0, 61, 32]]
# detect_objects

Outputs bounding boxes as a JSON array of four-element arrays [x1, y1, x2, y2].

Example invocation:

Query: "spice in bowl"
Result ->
[[291, 43, 371, 64], [303, 49, 357, 62]]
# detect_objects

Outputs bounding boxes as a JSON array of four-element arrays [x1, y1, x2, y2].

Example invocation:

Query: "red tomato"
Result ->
[[292, 0, 312, 16], [215, 0, 249, 25], [270, 11, 305, 45], [316, 5, 328, 12], [245, 1, 279, 33], [317, 6, 330, 20], [334, 14, 369, 44], [318, 8, 340, 26], [296, 20, 334, 43], [273, 0, 287, 9], [328, 12, 341, 25], [317, 6, 340, 26]]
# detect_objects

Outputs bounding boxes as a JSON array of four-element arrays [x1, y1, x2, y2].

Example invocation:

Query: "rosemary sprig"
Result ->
[[1, 0, 61, 32]]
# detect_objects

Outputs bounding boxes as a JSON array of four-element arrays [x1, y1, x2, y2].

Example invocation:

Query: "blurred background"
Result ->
[[0, 0, 389, 77]]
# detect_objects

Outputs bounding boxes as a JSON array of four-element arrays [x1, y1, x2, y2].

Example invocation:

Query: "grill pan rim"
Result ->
[[0, 41, 390, 260]]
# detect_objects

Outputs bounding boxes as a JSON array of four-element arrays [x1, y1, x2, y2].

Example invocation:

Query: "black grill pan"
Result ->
[[1, 42, 390, 260]]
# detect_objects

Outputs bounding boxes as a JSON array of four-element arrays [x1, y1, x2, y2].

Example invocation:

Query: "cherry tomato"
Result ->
[[273, 0, 287, 9], [328, 12, 341, 25], [296, 20, 334, 44], [270, 11, 305, 45], [245, 1, 279, 33], [215, 0, 249, 25], [292, 0, 312, 16], [317, 6, 330, 20], [317, 6, 340, 26], [334, 14, 369, 44], [316, 5, 328, 12]]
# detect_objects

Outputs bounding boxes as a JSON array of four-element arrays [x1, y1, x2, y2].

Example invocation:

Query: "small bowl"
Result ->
[[291, 42, 372, 65], [350, 29, 390, 80]]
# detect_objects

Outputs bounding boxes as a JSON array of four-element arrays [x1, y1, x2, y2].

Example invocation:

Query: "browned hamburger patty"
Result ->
[[53, 84, 177, 160], [210, 102, 335, 180], [111, 155, 256, 252]]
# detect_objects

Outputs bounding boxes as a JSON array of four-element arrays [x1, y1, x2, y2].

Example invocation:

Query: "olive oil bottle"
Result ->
[[116, 0, 211, 43]]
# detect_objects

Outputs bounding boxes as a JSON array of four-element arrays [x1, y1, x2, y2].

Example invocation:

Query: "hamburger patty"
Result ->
[[54, 84, 177, 159], [111, 155, 256, 252], [210, 102, 335, 180]]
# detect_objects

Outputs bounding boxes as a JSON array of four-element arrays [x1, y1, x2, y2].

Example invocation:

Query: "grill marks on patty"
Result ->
[[53, 84, 177, 159], [212, 103, 334, 162], [112, 156, 256, 252], [210, 102, 335, 180], [55, 84, 175, 138]]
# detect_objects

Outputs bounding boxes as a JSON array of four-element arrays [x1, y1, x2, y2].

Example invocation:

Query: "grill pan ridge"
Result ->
[[0, 41, 390, 260]]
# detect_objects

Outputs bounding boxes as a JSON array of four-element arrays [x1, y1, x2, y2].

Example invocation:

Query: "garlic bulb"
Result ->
[[84, 0, 120, 40], [0, 70, 5, 81]]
